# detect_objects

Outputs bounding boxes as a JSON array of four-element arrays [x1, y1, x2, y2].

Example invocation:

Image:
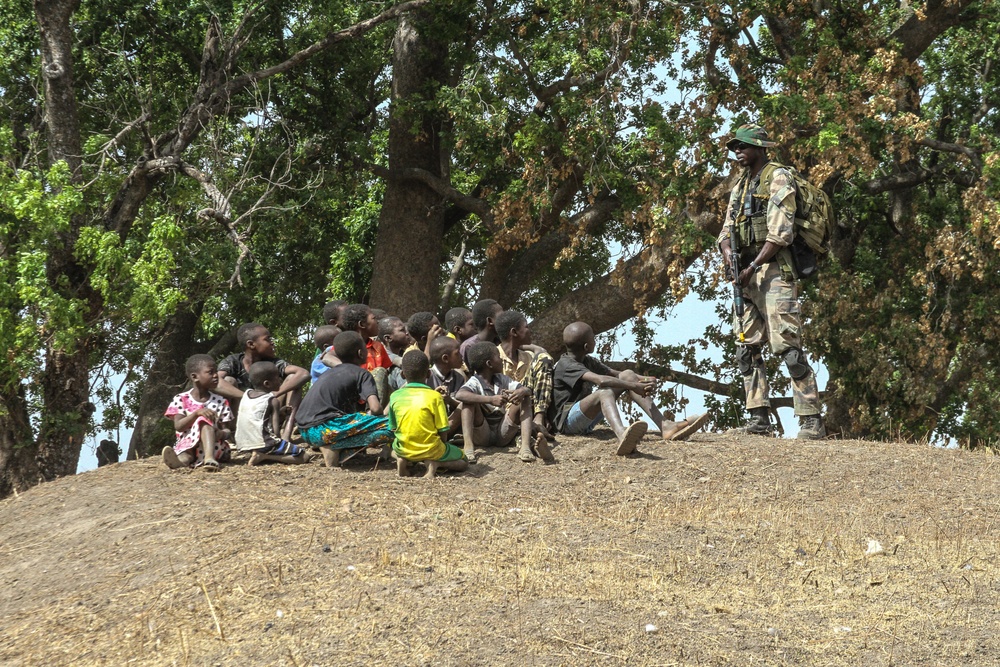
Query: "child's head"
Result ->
[[467, 341, 502, 376], [406, 311, 439, 345], [248, 360, 282, 392], [341, 304, 379, 340], [401, 349, 430, 384], [314, 324, 341, 351], [333, 331, 367, 366], [378, 316, 409, 352], [428, 335, 462, 371], [185, 354, 218, 388], [471, 299, 502, 333], [445, 307, 476, 341], [496, 310, 531, 345], [237, 322, 275, 359], [562, 321, 595, 354], [322, 300, 348, 327], [371, 307, 389, 321]]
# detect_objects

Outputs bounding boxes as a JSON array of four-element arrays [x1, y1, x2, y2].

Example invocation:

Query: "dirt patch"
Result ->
[[1, 431, 998, 666]]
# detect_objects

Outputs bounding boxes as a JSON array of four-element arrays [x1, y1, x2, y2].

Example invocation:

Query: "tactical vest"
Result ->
[[732, 163, 797, 280]]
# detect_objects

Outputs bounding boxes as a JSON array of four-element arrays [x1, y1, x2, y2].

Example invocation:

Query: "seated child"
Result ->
[[551, 322, 710, 456], [388, 350, 469, 478], [405, 311, 444, 357], [495, 310, 556, 438], [216, 322, 309, 440], [311, 324, 341, 383], [455, 341, 553, 464], [444, 307, 476, 343], [236, 361, 316, 466], [460, 299, 503, 367], [378, 316, 411, 393], [322, 300, 348, 327], [426, 336, 467, 439], [341, 304, 392, 408], [296, 331, 393, 468], [162, 354, 234, 471]]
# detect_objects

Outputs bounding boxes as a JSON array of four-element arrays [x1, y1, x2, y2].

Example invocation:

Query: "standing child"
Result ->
[[426, 336, 467, 439], [162, 354, 234, 471], [296, 331, 393, 468], [388, 350, 469, 478], [236, 361, 316, 466], [551, 322, 710, 456], [455, 341, 553, 464]]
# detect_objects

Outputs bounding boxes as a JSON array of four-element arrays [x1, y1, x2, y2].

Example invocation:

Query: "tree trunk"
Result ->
[[126, 303, 204, 460], [0, 387, 40, 497], [32, 0, 97, 485], [369, 10, 449, 316]]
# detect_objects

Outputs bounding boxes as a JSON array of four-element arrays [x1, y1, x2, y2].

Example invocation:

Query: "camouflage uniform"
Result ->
[[718, 165, 821, 417]]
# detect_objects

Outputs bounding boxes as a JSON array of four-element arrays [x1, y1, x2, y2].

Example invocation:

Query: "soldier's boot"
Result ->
[[796, 415, 826, 440], [735, 407, 772, 435]]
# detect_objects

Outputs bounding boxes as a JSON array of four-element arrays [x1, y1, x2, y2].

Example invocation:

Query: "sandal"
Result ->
[[197, 459, 221, 472], [616, 421, 648, 456]]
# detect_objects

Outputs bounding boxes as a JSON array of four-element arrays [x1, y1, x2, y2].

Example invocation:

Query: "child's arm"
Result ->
[[171, 407, 217, 433], [581, 371, 656, 396], [320, 346, 341, 369], [366, 394, 383, 415], [455, 388, 506, 407], [422, 324, 445, 357], [273, 364, 309, 398]]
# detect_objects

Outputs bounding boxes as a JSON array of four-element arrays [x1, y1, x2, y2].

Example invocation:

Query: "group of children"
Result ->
[[162, 299, 710, 477]]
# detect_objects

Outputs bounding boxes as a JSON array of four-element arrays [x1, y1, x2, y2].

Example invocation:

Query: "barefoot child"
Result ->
[[496, 310, 556, 439], [296, 331, 393, 468], [215, 322, 309, 440], [236, 361, 315, 466], [551, 322, 710, 456], [162, 354, 233, 471], [427, 335, 467, 439], [388, 350, 469, 478], [455, 341, 553, 464]]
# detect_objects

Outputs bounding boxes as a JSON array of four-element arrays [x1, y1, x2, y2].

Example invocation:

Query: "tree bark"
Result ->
[[369, 10, 450, 316], [0, 387, 40, 498]]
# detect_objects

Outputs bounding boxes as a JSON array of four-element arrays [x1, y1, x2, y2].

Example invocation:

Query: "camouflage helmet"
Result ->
[[726, 123, 777, 150]]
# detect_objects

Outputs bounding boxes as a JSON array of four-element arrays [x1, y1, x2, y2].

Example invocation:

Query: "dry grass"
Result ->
[[1, 431, 998, 666]]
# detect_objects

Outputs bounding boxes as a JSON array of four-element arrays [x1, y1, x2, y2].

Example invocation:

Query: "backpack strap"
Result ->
[[755, 162, 798, 281]]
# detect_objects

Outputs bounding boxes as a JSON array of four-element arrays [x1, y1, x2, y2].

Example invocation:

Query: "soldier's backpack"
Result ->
[[759, 163, 834, 279]]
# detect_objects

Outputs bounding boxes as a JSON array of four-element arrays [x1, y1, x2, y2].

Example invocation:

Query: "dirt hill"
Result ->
[[1, 431, 998, 666]]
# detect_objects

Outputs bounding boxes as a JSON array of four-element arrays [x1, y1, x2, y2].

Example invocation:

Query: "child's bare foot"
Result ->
[[161, 446, 185, 470], [532, 432, 554, 462], [423, 461, 439, 479], [377, 444, 392, 461], [616, 421, 648, 456], [320, 446, 340, 468], [248, 451, 265, 466], [397, 457, 411, 477], [302, 449, 319, 463]]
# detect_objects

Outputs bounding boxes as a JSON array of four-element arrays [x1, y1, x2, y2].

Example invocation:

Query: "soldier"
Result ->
[[718, 124, 825, 439]]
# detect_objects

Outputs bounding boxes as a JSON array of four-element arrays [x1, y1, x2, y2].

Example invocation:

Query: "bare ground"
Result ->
[[1, 430, 998, 666]]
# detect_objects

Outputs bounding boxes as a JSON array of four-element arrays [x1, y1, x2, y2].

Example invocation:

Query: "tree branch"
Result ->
[[370, 163, 495, 226], [890, 0, 978, 62]]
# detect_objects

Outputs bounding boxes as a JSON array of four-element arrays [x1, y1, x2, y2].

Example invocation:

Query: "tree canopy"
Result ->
[[1, 0, 998, 496]]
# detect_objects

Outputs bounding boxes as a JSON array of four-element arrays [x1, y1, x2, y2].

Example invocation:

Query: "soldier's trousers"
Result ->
[[732, 262, 820, 416]]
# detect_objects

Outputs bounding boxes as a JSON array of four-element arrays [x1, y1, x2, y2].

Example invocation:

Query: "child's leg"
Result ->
[[516, 399, 536, 462], [620, 370, 666, 431], [460, 404, 486, 461], [319, 446, 341, 468], [279, 390, 303, 441], [161, 446, 186, 469], [524, 351, 555, 435], [199, 424, 220, 469], [445, 406, 462, 441]]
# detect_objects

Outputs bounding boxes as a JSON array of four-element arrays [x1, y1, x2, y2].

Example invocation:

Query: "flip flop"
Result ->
[[197, 459, 221, 472], [664, 412, 711, 442], [616, 421, 648, 456]]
